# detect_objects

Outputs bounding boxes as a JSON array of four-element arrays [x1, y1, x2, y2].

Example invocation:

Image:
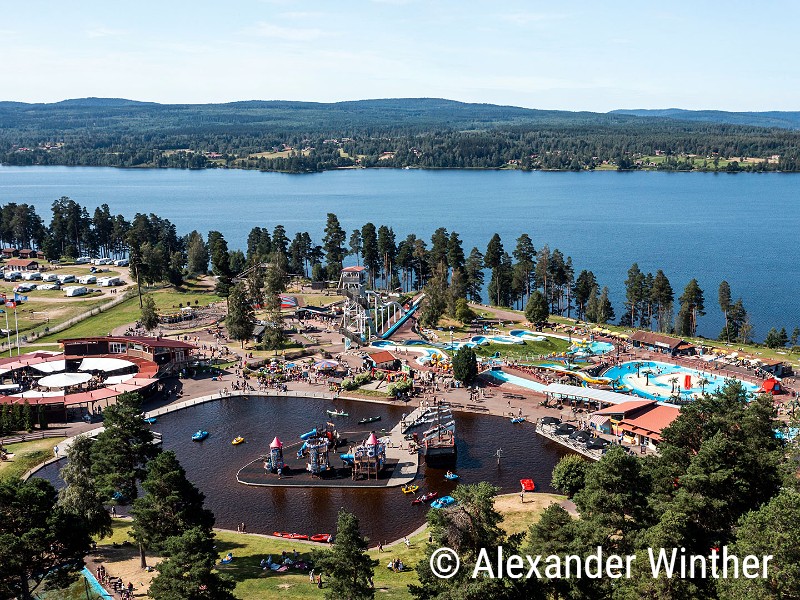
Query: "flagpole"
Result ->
[[14, 306, 20, 356], [3, 310, 10, 358]]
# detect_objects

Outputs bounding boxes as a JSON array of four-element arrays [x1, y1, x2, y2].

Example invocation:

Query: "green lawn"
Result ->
[[32, 288, 222, 344], [457, 336, 570, 363], [0, 437, 63, 481], [68, 493, 562, 600], [3, 297, 109, 337]]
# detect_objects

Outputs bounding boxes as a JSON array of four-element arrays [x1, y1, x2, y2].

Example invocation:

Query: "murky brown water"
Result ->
[[35, 395, 570, 542]]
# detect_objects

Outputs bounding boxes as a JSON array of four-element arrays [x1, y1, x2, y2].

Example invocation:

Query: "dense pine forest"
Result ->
[[3, 98, 800, 172]]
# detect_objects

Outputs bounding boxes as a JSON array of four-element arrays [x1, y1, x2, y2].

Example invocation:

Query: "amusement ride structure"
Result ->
[[337, 266, 424, 344]]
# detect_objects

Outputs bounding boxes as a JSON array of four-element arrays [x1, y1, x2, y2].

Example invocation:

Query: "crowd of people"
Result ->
[[93, 564, 135, 599]]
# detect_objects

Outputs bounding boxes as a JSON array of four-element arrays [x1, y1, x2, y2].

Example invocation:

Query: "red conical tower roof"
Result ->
[[270, 436, 283, 449], [366, 432, 378, 446]]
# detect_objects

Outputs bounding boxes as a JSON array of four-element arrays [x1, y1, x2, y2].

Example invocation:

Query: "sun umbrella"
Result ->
[[314, 359, 339, 370]]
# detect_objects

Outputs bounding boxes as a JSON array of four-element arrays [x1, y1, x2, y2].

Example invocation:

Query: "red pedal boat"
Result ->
[[287, 533, 309, 540], [310, 533, 332, 543], [412, 491, 439, 505]]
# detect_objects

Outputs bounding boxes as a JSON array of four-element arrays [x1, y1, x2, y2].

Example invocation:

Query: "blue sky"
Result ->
[[1, 0, 796, 111]]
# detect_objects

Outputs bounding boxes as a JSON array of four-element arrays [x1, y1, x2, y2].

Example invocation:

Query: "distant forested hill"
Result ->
[[2, 97, 800, 172], [611, 108, 800, 130]]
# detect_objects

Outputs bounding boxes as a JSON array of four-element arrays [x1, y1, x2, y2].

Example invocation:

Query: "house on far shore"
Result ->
[[590, 399, 680, 450], [1, 248, 19, 259], [630, 331, 695, 357], [4, 258, 40, 271]]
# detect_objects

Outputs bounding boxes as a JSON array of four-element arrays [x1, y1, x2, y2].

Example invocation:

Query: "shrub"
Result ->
[[387, 380, 412, 396]]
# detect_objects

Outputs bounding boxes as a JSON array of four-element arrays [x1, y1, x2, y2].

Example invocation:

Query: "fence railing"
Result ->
[[0, 430, 66, 445], [2, 288, 137, 351]]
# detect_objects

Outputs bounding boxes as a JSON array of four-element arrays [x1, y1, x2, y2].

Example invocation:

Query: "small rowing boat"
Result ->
[[401, 484, 419, 494], [232, 437, 245, 445], [510, 416, 526, 424], [192, 430, 208, 441], [358, 416, 381, 425], [326, 409, 349, 417], [143, 417, 156, 424], [444, 471, 459, 481], [412, 491, 439, 505]]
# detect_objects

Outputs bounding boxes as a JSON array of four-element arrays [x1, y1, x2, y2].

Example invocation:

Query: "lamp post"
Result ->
[[449, 326, 453, 351]]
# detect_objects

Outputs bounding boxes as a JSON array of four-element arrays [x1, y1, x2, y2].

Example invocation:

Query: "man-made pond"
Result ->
[[35, 395, 569, 542]]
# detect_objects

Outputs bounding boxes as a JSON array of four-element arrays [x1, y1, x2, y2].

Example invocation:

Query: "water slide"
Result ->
[[379, 294, 426, 340], [538, 365, 612, 386]]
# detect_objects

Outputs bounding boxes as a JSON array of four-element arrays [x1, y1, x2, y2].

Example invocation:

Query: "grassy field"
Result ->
[[31, 287, 223, 344], [0, 437, 63, 481], [5, 297, 110, 338], [0, 264, 127, 337], [472, 337, 570, 362], [79, 492, 565, 600], [592, 154, 771, 171], [247, 149, 311, 160]]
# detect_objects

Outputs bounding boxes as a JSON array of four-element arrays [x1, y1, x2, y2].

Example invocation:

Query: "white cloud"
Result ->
[[279, 11, 326, 19], [499, 12, 568, 26], [86, 27, 128, 39], [248, 22, 326, 42]]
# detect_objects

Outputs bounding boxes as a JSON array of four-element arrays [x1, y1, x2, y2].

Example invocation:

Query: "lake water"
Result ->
[[1, 166, 798, 340], [33, 395, 568, 541]]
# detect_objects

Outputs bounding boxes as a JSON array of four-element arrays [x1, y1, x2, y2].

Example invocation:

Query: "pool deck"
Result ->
[[235, 405, 423, 489]]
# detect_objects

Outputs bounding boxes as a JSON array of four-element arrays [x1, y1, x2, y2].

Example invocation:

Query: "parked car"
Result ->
[[14, 283, 37, 293], [3, 271, 22, 281]]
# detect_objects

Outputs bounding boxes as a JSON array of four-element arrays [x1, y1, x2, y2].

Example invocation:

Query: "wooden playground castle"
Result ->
[[351, 432, 387, 480]]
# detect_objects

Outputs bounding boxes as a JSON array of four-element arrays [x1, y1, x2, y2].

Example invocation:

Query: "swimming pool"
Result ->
[[603, 360, 760, 401], [368, 340, 449, 365], [568, 340, 614, 356], [484, 370, 548, 392], [470, 335, 525, 345], [508, 329, 547, 342]]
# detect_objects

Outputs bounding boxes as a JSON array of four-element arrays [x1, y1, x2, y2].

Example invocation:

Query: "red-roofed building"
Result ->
[[59, 336, 196, 375], [18, 249, 45, 260], [338, 265, 369, 290], [4, 258, 39, 271], [590, 400, 680, 450], [630, 331, 693, 356], [365, 350, 398, 370]]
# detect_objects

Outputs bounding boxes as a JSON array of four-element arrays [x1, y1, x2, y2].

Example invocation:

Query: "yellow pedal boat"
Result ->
[[232, 437, 245, 445]]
